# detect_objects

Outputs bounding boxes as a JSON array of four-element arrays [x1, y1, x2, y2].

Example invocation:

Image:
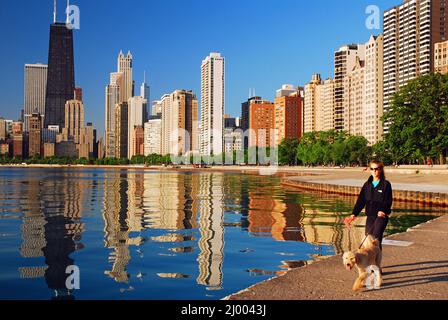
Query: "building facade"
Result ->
[[200, 52, 225, 156], [274, 87, 303, 144], [128, 96, 147, 159], [115, 102, 128, 159], [383, 0, 448, 133], [334, 44, 365, 131], [44, 22, 75, 129], [62, 100, 84, 143], [28, 112, 42, 157], [249, 99, 276, 148], [24, 64, 47, 132], [144, 118, 162, 155], [435, 40, 448, 74]]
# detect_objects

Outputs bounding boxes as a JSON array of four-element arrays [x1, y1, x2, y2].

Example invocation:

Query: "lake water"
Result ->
[[0, 168, 444, 300]]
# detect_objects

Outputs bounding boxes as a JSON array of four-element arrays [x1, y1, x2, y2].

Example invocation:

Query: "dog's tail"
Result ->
[[361, 234, 380, 249]]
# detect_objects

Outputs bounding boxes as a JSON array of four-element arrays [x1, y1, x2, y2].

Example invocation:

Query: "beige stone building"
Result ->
[[343, 57, 365, 138], [62, 100, 84, 143], [303, 75, 335, 133], [304, 74, 323, 133], [161, 90, 198, 156], [342, 35, 384, 145], [364, 35, 384, 145], [435, 40, 448, 74]]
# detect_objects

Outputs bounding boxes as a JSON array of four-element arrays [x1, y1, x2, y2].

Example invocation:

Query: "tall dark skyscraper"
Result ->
[[44, 22, 75, 129]]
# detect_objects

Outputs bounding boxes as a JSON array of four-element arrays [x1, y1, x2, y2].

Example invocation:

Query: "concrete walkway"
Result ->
[[285, 170, 448, 193], [227, 215, 448, 300]]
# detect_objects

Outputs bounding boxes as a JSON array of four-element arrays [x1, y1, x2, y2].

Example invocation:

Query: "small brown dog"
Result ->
[[342, 235, 382, 291]]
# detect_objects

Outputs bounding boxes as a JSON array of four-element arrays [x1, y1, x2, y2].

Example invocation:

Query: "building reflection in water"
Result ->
[[103, 171, 144, 283], [196, 173, 225, 290], [19, 171, 85, 300]]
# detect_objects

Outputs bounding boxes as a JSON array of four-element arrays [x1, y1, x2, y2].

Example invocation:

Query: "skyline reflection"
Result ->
[[0, 168, 443, 299]]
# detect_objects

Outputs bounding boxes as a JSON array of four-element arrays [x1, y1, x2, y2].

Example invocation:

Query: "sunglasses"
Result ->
[[370, 167, 381, 171]]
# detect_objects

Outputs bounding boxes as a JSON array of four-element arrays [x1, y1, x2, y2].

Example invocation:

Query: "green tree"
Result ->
[[383, 73, 448, 164]]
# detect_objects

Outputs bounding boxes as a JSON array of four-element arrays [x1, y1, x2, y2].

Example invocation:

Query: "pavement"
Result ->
[[227, 215, 448, 300], [284, 170, 448, 194]]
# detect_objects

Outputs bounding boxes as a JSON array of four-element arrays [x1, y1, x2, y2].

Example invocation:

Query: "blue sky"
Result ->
[[0, 0, 399, 136]]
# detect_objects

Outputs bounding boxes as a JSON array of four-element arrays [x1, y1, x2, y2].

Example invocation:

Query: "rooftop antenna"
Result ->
[[144, 70, 146, 83], [53, 0, 57, 23], [66, 0, 70, 24]]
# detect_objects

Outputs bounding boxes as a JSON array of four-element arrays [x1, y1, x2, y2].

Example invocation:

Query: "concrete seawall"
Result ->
[[282, 178, 448, 207]]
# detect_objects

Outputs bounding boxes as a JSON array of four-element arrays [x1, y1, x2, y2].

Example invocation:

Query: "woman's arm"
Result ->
[[383, 182, 393, 216], [352, 184, 367, 217]]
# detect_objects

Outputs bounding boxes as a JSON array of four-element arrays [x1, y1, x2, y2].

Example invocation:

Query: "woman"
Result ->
[[345, 160, 393, 249]]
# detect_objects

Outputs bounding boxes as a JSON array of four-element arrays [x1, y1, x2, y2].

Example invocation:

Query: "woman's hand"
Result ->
[[344, 215, 357, 228], [378, 211, 387, 218]]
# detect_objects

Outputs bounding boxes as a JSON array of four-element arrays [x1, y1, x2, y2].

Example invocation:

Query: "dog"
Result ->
[[342, 235, 382, 291]]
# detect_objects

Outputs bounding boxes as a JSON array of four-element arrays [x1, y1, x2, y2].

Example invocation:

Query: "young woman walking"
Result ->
[[344, 160, 393, 249]]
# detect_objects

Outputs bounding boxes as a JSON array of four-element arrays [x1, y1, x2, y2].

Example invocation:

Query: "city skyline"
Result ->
[[0, 0, 400, 136]]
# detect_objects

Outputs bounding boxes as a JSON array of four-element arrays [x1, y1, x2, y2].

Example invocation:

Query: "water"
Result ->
[[0, 168, 444, 300]]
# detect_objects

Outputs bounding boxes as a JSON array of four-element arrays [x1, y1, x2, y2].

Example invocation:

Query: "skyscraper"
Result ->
[[241, 95, 261, 150], [249, 99, 275, 148], [160, 90, 198, 156], [24, 64, 48, 132], [115, 102, 128, 159], [105, 72, 123, 158], [62, 100, 84, 143], [334, 44, 365, 131], [304, 74, 323, 133], [44, 17, 75, 129], [128, 96, 147, 158], [200, 52, 225, 156], [118, 51, 133, 102], [144, 118, 162, 156], [28, 112, 42, 157], [383, 0, 448, 133], [274, 86, 303, 144], [140, 72, 150, 120]]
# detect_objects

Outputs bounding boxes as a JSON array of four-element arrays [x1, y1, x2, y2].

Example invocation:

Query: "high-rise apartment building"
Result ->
[[334, 44, 365, 131], [24, 64, 47, 132], [304, 74, 323, 133], [118, 51, 134, 102], [28, 112, 42, 157], [383, 0, 448, 133], [364, 35, 384, 145], [160, 94, 172, 156], [105, 72, 123, 158], [161, 90, 198, 156], [151, 100, 162, 117], [274, 86, 303, 143], [128, 96, 147, 158], [115, 102, 128, 159], [241, 95, 261, 149], [200, 52, 225, 156], [0, 118, 6, 142], [62, 100, 84, 143], [434, 40, 448, 74], [144, 118, 162, 155], [44, 22, 75, 129], [342, 35, 384, 145], [249, 99, 276, 148], [343, 57, 366, 138]]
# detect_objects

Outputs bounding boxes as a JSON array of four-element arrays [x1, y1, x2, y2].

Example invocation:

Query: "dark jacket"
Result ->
[[352, 176, 393, 217]]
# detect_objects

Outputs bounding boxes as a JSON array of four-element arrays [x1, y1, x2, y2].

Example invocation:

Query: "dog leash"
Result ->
[[358, 234, 369, 250]]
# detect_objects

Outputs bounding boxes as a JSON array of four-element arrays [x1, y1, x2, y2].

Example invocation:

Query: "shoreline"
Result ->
[[2, 163, 447, 300], [226, 214, 448, 300]]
